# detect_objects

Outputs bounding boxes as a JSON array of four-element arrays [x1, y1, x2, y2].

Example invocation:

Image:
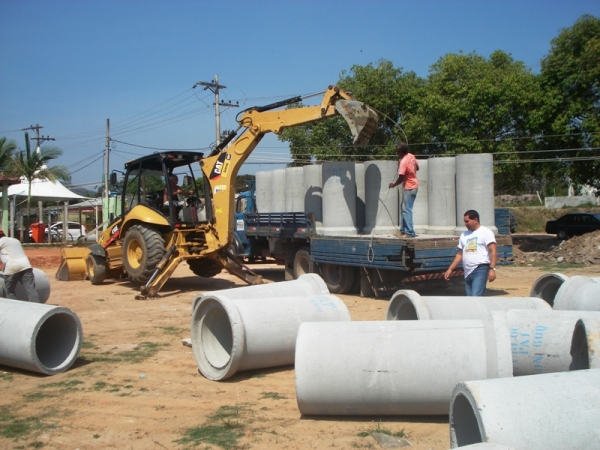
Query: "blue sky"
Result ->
[[1, 0, 598, 190]]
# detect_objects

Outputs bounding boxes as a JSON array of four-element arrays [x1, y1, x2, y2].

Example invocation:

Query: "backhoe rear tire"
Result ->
[[86, 254, 106, 285], [122, 225, 166, 283], [188, 258, 223, 278]]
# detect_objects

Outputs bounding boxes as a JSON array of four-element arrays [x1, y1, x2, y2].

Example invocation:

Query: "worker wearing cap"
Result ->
[[0, 230, 39, 302]]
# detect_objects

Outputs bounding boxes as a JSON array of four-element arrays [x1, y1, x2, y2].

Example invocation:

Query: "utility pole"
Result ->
[[194, 74, 238, 146], [104, 119, 110, 222], [22, 124, 55, 229]]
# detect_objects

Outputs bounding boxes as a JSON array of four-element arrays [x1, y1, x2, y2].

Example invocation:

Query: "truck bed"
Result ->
[[309, 234, 513, 273]]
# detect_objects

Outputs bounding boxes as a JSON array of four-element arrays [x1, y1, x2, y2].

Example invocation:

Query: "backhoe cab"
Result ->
[[57, 85, 378, 297]]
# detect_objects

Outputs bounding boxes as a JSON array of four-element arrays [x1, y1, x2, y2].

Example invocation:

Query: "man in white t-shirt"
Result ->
[[0, 230, 39, 302], [444, 210, 497, 296]]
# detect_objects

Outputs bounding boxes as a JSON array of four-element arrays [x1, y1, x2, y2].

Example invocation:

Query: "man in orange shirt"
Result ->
[[388, 142, 419, 238]]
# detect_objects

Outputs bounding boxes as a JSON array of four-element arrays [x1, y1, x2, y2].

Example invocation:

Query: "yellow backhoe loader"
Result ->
[[56, 86, 378, 298]]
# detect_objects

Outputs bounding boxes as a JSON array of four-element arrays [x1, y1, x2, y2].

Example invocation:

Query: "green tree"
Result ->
[[539, 14, 600, 195], [10, 132, 70, 235], [407, 51, 548, 193], [0, 137, 18, 173]]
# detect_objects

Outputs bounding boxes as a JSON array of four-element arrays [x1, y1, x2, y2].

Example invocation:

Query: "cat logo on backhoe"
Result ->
[[209, 153, 232, 180]]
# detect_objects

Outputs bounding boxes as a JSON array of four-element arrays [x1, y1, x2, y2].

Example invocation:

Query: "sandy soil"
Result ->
[[1, 243, 599, 450]]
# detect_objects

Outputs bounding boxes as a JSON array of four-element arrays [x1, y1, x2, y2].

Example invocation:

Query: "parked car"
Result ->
[[545, 212, 600, 240], [29, 221, 87, 242], [509, 212, 517, 234]]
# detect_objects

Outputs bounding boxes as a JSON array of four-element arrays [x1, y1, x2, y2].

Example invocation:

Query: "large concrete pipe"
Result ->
[[0, 268, 51, 303], [553, 276, 600, 311], [322, 162, 357, 236], [570, 318, 600, 370], [192, 294, 350, 381], [295, 316, 512, 416], [386, 289, 551, 321], [355, 163, 365, 234], [426, 157, 456, 235], [529, 272, 569, 307], [505, 309, 600, 376], [455, 153, 497, 236], [449, 369, 600, 448], [0, 298, 83, 375], [363, 160, 399, 235], [271, 169, 286, 212], [413, 158, 428, 235], [192, 273, 329, 314], [303, 164, 323, 232], [285, 167, 304, 212], [255, 170, 272, 213]]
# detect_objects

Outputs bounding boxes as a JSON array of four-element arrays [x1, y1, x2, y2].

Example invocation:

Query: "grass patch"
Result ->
[[23, 391, 57, 401], [91, 381, 107, 391], [357, 422, 406, 439], [0, 372, 13, 381], [0, 406, 56, 441], [80, 341, 168, 364], [260, 392, 286, 400], [161, 326, 187, 336], [175, 405, 250, 449], [39, 380, 84, 391]]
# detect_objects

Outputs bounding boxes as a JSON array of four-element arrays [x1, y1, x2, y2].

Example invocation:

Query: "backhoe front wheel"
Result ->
[[122, 225, 166, 283], [86, 254, 106, 285]]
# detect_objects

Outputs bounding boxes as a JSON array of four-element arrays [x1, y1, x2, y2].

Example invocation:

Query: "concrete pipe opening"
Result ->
[[200, 302, 233, 370], [529, 273, 567, 307], [386, 290, 428, 320], [450, 392, 483, 447], [35, 311, 81, 373], [570, 320, 590, 371]]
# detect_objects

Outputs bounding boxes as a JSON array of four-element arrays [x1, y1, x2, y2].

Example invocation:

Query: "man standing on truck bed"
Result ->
[[444, 210, 497, 296], [389, 142, 419, 238]]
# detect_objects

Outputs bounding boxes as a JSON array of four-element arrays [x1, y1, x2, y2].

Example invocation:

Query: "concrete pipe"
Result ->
[[255, 170, 273, 213], [192, 273, 329, 315], [295, 316, 512, 416], [529, 273, 569, 307], [0, 298, 83, 375], [505, 310, 600, 376], [0, 268, 51, 304], [450, 369, 600, 448], [271, 169, 286, 212], [570, 318, 600, 370], [386, 289, 551, 321], [192, 294, 350, 381], [554, 276, 600, 311]]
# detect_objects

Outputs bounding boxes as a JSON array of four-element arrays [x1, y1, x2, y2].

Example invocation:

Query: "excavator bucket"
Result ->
[[55, 247, 91, 281], [335, 100, 379, 147]]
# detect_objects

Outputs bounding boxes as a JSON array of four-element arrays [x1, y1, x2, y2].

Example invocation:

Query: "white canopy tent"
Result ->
[[7, 178, 87, 201], [2, 178, 87, 240]]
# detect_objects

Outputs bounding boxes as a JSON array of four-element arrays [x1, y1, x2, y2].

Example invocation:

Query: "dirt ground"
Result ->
[[2, 239, 600, 450]]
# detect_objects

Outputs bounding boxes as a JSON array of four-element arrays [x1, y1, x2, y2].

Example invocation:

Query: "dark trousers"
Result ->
[[4, 268, 40, 303]]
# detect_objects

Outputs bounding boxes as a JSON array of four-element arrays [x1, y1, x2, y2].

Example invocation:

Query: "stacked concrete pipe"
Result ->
[[0, 298, 83, 375], [530, 273, 600, 310], [386, 290, 552, 321], [505, 309, 600, 375], [0, 268, 51, 303], [191, 274, 349, 381], [192, 273, 329, 314], [295, 314, 512, 416], [570, 318, 600, 370], [449, 369, 600, 448], [386, 290, 600, 376]]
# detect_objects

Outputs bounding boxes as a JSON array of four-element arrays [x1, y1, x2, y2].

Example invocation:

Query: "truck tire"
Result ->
[[319, 264, 348, 294], [188, 258, 223, 278], [86, 254, 106, 285], [122, 225, 166, 283], [293, 248, 315, 279]]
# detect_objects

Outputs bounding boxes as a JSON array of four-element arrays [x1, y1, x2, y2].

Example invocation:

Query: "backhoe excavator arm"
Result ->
[[199, 85, 378, 252]]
